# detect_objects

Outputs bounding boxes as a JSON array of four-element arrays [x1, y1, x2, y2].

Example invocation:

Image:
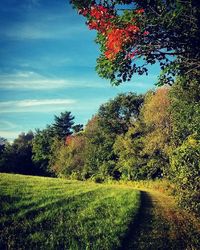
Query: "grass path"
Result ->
[[120, 188, 200, 250]]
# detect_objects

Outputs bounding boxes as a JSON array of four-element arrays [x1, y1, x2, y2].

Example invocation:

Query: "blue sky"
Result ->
[[0, 0, 160, 141]]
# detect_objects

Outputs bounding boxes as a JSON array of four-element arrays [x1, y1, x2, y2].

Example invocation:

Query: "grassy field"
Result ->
[[0, 173, 140, 249]]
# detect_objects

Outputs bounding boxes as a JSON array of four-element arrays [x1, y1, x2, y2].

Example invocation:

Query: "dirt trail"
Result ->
[[119, 189, 200, 250]]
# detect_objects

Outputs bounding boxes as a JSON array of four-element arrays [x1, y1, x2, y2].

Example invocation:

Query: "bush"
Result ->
[[170, 135, 200, 215]]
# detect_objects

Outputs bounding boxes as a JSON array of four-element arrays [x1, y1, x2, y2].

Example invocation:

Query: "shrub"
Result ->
[[170, 135, 200, 215]]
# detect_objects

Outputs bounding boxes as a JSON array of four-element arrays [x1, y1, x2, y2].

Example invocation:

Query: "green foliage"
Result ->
[[98, 92, 144, 135], [170, 135, 200, 215], [32, 111, 79, 176], [140, 88, 172, 177], [53, 111, 75, 141], [81, 93, 144, 180], [72, 124, 83, 133], [84, 115, 116, 178], [0, 173, 140, 249], [50, 135, 86, 179], [99, 160, 119, 180], [141, 88, 171, 154], [169, 79, 200, 145], [72, 0, 200, 85], [114, 124, 146, 180], [32, 126, 55, 175], [0, 137, 7, 153], [0, 131, 35, 175], [145, 157, 165, 179]]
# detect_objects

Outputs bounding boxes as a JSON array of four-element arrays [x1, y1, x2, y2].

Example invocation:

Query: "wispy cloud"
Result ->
[[0, 99, 77, 113], [0, 71, 65, 89], [0, 71, 108, 90]]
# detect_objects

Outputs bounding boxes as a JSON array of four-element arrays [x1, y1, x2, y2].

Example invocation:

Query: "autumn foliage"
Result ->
[[79, 4, 146, 60], [72, 0, 200, 86]]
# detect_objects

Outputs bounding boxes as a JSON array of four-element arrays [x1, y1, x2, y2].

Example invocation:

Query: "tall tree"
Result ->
[[141, 87, 172, 176], [83, 93, 143, 179], [142, 87, 172, 154], [98, 92, 144, 135], [53, 111, 75, 141], [32, 126, 55, 175], [84, 115, 116, 179], [114, 122, 147, 180]]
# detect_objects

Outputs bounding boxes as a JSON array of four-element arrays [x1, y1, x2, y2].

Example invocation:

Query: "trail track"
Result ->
[[120, 189, 200, 250]]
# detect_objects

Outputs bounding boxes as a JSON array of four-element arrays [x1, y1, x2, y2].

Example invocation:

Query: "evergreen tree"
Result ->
[[53, 111, 75, 141]]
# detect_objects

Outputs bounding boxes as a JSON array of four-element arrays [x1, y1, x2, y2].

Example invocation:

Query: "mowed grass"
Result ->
[[0, 173, 140, 249]]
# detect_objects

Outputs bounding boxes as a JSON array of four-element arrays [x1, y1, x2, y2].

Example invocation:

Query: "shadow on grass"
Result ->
[[0, 188, 103, 249], [118, 191, 155, 250]]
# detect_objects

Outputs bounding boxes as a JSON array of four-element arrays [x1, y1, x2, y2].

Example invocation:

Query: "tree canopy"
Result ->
[[98, 92, 144, 135], [71, 0, 200, 85], [0, 131, 35, 175]]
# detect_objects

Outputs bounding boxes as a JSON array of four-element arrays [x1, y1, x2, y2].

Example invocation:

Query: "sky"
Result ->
[[0, 0, 160, 141]]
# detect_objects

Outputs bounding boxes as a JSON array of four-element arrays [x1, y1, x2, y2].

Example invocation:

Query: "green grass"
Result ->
[[0, 173, 140, 249]]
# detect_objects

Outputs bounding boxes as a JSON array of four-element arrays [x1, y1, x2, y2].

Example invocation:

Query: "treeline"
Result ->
[[0, 78, 200, 214], [0, 111, 83, 176]]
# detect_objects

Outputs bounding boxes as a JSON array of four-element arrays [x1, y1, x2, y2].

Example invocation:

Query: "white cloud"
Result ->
[[0, 71, 69, 90], [0, 99, 77, 113], [0, 71, 108, 90], [17, 99, 76, 107]]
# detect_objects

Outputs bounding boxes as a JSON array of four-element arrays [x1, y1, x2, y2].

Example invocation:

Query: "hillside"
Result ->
[[0, 173, 200, 249], [0, 173, 140, 249]]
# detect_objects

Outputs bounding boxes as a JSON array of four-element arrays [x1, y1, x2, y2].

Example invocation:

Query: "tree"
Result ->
[[84, 115, 115, 178], [0, 137, 7, 155], [141, 87, 172, 176], [98, 92, 144, 135], [169, 78, 200, 146], [72, 124, 84, 133], [142, 87, 172, 154], [71, 0, 200, 85], [170, 134, 200, 215], [52, 111, 75, 141], [50, 134, 86, 179], [0, 137, 9, 173], [112, 88, 173, 180], [81, 93, 143, 180], [32, 111, 79, 175], [0, 131, 35, 174], [32, 126, 55, 175], [113, 122, 147, 180]]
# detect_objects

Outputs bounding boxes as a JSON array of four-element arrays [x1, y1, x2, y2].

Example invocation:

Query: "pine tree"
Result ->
[[53, 111, 75, 141]]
